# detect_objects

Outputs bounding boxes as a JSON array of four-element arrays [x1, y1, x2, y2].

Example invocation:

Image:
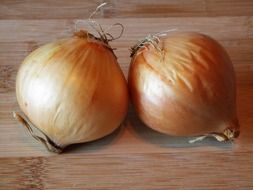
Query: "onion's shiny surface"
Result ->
[[129, 32, 239, 140], [16, 31, 128, 151]]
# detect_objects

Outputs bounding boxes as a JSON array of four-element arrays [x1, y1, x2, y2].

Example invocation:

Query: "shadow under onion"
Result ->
[[62, 123, 125, 154], [128, 107, 234, 150]]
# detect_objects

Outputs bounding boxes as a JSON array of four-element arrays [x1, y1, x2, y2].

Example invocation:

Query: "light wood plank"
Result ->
[[0, 84, 252, 157], [1, 152, 253, 190], [0, 17, 252, 43], [0, 17, 253, 157], [0, 0, 253, 19]]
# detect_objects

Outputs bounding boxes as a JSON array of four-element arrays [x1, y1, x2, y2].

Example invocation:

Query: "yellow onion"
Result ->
[[129, 32, 239, 142], [15, 30, 128, 152]]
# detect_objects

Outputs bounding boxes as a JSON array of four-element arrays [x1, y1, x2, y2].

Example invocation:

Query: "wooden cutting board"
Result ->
[[0, 1, 253, 189]]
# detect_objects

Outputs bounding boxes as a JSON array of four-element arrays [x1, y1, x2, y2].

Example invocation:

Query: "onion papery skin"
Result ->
[[16, 31, 129, 150], [128, 32, 239, 139]]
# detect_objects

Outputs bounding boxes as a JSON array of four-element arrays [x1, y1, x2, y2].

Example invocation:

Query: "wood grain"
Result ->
[[0, 0, 253, 19], [1, 152, 253, 190], [0, 1, 253, 189]]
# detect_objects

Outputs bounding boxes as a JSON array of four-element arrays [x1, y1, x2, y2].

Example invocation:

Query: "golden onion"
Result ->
[[15, 30, 128, 152], [128, 32, 239, 142]]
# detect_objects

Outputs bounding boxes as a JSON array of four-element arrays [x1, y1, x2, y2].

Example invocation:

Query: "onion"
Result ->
[[128, 32, 239, 142], [14, 30, 128, 153]]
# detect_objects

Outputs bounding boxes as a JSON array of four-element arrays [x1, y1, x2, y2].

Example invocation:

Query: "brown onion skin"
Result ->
[[128, 32, 239, 137], [16, 31, 129, 148]]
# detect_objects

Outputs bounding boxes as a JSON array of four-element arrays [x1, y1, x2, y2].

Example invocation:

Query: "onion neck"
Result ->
[[13, 112, 64, 153], [130, 35, 160, 57], [74, 30, 117, 58]]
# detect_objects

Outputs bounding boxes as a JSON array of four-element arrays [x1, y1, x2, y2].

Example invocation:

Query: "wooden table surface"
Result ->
[[0, 1, 253, 189]]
